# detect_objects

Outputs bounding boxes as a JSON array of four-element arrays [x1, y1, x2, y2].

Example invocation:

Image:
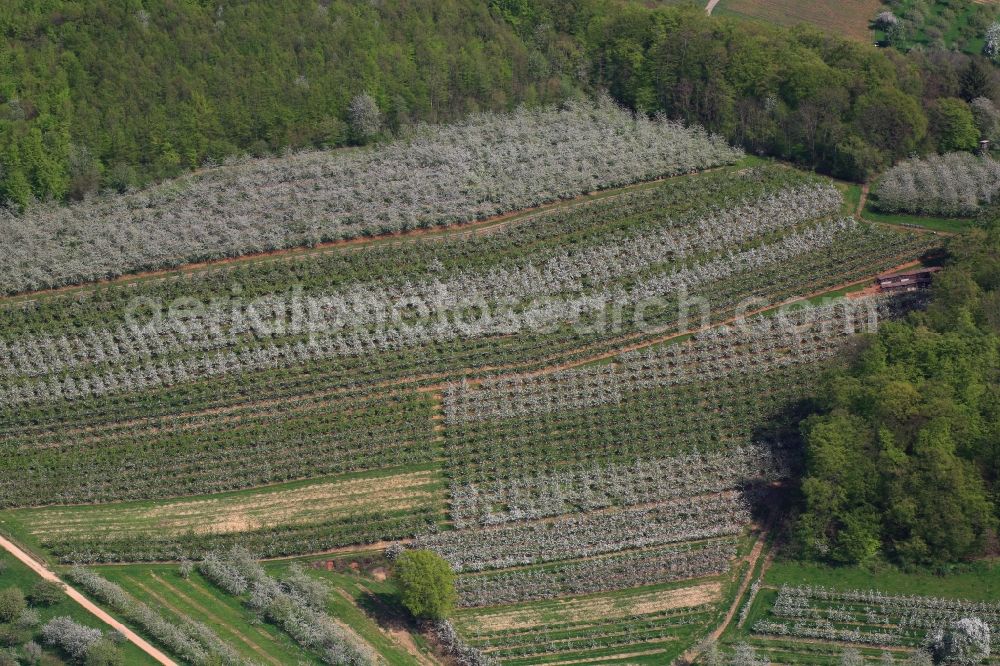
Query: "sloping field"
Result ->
[[716, 560, 1000, 664], [0, 100, 741, 296], [452, 579, 726, 664], [0, 106, 949, 666], [97, 565, 321, 664], [0, 162, 940, 527], [1, 466, 447, 562], [716, 0, 880, 41], [0, 170, 938, 518], [456, 581, 723, 632]]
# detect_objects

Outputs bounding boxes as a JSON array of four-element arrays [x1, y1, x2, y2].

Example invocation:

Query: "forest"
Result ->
[[0, 0, 573, 207], [796, 213, 1000, 568], [2, 0, 1000, 208]]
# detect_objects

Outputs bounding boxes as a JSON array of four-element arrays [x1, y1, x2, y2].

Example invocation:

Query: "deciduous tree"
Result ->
[[394, 550, 456, 621]]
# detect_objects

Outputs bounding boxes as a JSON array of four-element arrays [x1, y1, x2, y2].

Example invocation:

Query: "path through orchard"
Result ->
[[678, 522, 771, 665], [0, 534, 178, 666]]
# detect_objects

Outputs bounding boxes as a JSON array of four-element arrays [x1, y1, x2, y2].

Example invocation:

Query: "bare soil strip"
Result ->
[[27, 470, 440, 538], [737, 550, 775, 630], [541, 648, 668, 665], [0, 534, 178, 666], [461, 581, 722, 633], [678, 522, 771, 664], [857, 183, 870, 217]]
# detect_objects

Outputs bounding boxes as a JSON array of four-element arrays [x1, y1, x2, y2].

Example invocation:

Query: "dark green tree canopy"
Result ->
[[796, 217, 1000, 567], [0, 587, 25, 624], [393, 550, 456, 621], [930, 98, 980, 152], [0, 0, 574, 207]]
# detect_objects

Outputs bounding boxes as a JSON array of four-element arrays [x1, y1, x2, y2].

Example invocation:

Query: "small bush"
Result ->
[[27, 581, 64, 607], [178, 559, 194, 579], [41, 616, 103, 661], [15, 608, 40, 630], [84, 638, 124, 666], [0, 588, 25, 624], [0, 625, 26, 649], [22, 641, 42, 665]]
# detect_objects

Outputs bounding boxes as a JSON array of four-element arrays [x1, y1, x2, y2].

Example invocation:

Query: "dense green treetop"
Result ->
[[0, 587, 24, 624], [0, 0, 577, 206], [512, 0, 999, 180], [931, 97, 981, 152], [796, 215, 1000, 567], [393, 550, 456, 621]]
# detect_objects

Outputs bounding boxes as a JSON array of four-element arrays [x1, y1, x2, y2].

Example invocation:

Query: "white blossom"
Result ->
[[0, 97, 741, 296], [874, 152, 1000, 216]]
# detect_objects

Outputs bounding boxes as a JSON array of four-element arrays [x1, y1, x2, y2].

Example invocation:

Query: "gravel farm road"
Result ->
[[0, 534, 178, 666]]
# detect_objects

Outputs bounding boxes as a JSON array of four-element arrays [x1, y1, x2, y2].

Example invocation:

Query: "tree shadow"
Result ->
[[356, 583, 423, 635]]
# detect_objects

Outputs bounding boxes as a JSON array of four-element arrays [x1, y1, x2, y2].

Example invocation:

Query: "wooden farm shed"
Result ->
[[875, 267, 942, 293]]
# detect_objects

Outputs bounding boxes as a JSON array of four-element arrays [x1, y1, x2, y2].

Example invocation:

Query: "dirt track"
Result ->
[[677, 526, 770, 665], [0, 535, 178, 666]]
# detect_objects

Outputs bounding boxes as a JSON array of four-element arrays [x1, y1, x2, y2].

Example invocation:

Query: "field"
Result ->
[[713, 557, 1000, 664], [1, 465, 447, 563], [714, 0, 881, 41], [0, 108, 957, 665], [0, 100, 741, 296], [454, 579, 725, 664]]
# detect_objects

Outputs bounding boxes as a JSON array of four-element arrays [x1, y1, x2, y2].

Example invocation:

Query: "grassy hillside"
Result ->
[[0, 6, 997, 659], [0, 151, 951, 663]]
